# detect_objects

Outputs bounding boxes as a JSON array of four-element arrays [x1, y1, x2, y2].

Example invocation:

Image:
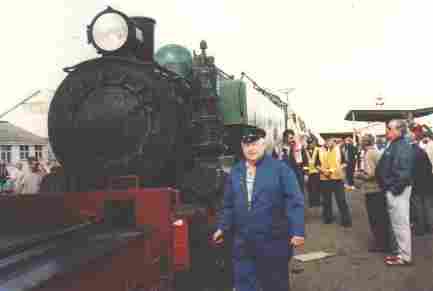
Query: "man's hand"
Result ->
[[212, 229, 224, 244], [290, 236, 305, 248]]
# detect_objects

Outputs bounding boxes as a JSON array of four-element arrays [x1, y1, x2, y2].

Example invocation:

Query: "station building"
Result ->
[[0, 121, 50, 164]]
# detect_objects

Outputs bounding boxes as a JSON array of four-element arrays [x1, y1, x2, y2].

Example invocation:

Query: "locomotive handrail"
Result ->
[[240, 72, 287, 109], [215, 66, 234, 80], [63, 56, 192, 89], [63, 56, 153, 73]]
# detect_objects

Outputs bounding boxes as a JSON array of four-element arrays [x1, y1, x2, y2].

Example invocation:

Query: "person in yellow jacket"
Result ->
[[304, 138, 321, 207], [318, 138, 352, 227]]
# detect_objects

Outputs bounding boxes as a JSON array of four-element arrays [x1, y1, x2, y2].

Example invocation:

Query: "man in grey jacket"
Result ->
[[376, 119, 414, 266]]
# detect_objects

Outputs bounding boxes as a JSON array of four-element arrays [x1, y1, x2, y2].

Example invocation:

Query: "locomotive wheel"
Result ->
[[49, 58, 184, 182]]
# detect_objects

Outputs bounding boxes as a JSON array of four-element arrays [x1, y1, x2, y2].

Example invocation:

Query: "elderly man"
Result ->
[[214, 127, 304, 291], [376, 119, 414, 266]]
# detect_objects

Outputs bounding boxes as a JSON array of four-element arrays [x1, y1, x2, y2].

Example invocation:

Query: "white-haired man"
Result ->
[[213, 127, 304, 291], [376, 119, 415, 266]]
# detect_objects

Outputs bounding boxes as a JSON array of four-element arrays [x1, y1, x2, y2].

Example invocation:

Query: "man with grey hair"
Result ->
[[214, 127, 304, 291], [376, 119, 414, 266]]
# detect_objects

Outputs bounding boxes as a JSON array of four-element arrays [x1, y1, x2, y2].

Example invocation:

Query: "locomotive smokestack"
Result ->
[[130, 17, 156, 62]]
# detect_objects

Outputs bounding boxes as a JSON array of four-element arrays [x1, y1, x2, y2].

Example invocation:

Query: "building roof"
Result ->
[[344, 106, 433, 122], [0, 121, 48, 145]]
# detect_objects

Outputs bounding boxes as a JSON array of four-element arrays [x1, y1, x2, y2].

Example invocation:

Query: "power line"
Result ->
[[0, 90, 41, 120]]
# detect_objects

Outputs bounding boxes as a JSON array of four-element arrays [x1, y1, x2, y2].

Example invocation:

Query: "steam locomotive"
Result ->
[[49, 6, 287, 201], [46, 6, 288, 290]]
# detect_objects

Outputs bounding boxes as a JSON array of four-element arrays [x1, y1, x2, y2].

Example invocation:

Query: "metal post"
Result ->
[[277, 88, 295, 130]]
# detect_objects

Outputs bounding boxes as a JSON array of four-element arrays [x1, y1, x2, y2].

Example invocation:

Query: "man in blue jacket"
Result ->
[[376, 119, 414, 266], [213, 127, 305, 291]]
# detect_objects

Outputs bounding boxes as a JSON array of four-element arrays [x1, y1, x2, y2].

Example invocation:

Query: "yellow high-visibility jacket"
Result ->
[[305, 147, 320, 175], [318, 146, 346, 181]]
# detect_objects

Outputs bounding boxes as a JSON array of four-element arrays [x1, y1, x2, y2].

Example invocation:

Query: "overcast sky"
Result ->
[[2, 0, 433, 136]]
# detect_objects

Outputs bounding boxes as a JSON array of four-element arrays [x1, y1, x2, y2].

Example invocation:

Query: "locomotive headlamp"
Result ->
[[87, 7, 155, 60], [91, 11, 129, 52]]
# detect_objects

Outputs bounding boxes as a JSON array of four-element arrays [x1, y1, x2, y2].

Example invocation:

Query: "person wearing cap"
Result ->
[[213, 127, 304, 291]]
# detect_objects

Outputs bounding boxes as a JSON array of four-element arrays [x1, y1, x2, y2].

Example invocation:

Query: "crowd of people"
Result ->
[[273, 120, 433, 266], [273, 129, 356, 228], [214, 119, 433, 290], [0, 157, 62, 195]]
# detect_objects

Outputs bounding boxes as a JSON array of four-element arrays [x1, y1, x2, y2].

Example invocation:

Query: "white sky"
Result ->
[[2, 0, 433, 137]]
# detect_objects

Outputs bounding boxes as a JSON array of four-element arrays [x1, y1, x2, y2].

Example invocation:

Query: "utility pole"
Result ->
[[276, 88, 296, 130]]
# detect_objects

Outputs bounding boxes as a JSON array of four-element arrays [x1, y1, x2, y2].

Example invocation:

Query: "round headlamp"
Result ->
[[87, 7, 131, 53], [87, 7, 156, 60], [92, 12, 128, 51]]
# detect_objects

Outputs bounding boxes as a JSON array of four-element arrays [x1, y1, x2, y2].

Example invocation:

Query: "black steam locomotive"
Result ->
[[49, 6, 289, 206], [49, 7, 231, 205]]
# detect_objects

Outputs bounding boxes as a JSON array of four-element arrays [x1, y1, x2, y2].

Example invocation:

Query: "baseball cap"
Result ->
[[241, 127, 266, 144]]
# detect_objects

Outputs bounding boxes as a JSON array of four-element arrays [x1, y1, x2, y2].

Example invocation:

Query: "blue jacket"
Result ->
[[218, 154, 305, 240], [376, 137, 414, 196]]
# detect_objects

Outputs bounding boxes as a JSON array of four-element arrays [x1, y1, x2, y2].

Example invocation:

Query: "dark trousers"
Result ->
[[365, 191, 394, 251], [411, 193, 433, 234], [294, 168, 305, 194], [346, 162, 355, 186], [321, 180, 352, 226], [233, 238, 290, 291], [307, 173, 321, 207]]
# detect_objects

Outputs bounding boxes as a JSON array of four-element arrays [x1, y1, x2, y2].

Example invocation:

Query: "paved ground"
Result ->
[[291, 188, 433, 291]]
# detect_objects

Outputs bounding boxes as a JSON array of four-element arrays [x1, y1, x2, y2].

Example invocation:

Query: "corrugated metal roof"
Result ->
[[344, 106, 433, 122], [0, 121, 48, 145]]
